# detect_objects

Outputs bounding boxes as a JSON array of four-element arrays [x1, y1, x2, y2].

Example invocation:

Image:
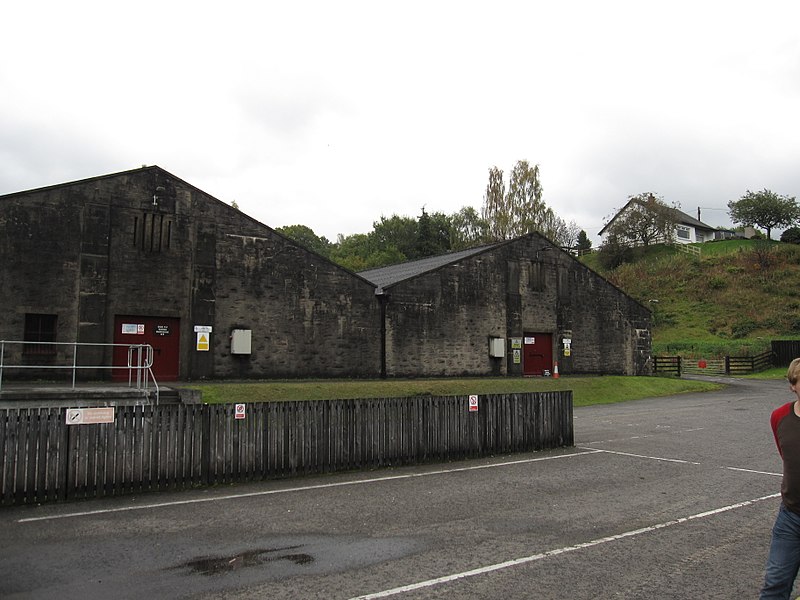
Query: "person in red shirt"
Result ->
[[762, 358, 800, 599]]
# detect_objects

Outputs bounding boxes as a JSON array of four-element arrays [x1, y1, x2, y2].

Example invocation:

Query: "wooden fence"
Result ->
[[653, 356, 681, 377], [727, 352, 774, 375], [654, 351, 774, 377], [772, 341, 800, 367], [0, 392, 573, 506]]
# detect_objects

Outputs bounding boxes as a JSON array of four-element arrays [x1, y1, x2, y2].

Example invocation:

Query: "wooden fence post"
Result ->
[[201, 405, 211, 486]]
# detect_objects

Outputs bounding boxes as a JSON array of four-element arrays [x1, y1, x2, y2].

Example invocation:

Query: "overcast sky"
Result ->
[[2, 1, 799, 245]]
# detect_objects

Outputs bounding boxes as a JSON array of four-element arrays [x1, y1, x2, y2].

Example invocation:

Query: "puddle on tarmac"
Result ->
[[176, 545, 314, 576]]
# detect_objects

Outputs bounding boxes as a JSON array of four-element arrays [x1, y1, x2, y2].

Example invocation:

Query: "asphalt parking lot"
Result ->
[[0, 376, 792, 599]]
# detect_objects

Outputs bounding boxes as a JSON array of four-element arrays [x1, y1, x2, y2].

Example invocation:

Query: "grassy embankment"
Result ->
[[582, 239, 800, 357]]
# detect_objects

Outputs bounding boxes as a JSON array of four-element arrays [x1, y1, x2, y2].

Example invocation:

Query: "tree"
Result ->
[[481, 160, 554, 241], [598, 231, 633, 270], [537, 208, 561, 245], [276, 225, 332, 257], [576, 230, 592, 253], [561, 220, 583, 250], [604, 193, 677, 247], [481, 166, 508, 240], [506, 160, 546, 238], [370, 210, 450, 261], [372, 215, 418, 259], [414, 207, 451, 259], [728, 189, 800, 240], [449, 206, 491, 250], [781, 226, 800, 245], [328, 233, 405, 272], [541, 215, 582, 249]]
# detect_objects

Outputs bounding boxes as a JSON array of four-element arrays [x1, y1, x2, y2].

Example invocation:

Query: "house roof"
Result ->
[[598, 198, 717, 236], [670, 207, 716, 231], [0, 165, 380, 290], [357, 242, 503, 290], [358, 233, 650, 311]]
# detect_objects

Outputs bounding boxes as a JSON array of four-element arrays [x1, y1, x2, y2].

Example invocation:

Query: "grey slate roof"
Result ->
[[670, 207, 715, 231], [357, 242, 503, 290]]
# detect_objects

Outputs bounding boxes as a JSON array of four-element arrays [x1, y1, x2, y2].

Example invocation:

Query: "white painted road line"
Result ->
[[17, 449, 603, 523], [579, 446, 783, 477], [348, 492, 782, 600], [578, 447, 702, 465], [725, 466, 782, 477], [580, 427, 706, 445]]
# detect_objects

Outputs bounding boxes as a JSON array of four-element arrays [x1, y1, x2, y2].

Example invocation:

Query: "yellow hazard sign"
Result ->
[[196, 332, 210, 351]]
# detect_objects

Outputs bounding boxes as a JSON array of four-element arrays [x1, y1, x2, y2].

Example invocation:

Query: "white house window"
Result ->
[[676, 225, 691, 240]]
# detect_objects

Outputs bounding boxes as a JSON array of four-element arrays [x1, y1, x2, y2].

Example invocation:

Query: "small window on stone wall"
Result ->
[[531, 261, 545, 292], [507, 260, 520, 294], [23, 313, 57, 355], [133, 213, 172, 252]]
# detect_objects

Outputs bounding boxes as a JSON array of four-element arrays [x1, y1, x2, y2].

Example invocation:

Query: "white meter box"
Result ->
[[231, 329, 252, 354], [488, 338, 506, 358]]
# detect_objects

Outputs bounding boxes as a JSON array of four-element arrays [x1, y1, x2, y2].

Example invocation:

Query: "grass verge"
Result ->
[[180, 375, 722, 408], [743, 367, 790, 381]]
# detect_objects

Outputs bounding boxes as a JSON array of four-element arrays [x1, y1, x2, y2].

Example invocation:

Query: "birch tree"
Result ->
[[481, 160, 550, 240]]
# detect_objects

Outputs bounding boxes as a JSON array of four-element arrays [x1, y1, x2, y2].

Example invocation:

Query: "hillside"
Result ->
[[581, 240, 800, 356]]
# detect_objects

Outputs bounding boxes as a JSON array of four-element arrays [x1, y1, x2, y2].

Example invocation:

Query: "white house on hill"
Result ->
[[599, 199, 727, 245]]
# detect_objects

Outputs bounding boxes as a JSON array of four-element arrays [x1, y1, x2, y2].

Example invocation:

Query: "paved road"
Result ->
[[0, 376, 792, 599]]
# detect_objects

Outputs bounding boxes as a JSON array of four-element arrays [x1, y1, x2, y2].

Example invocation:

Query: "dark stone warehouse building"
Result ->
[[0, 166, 652, 382]]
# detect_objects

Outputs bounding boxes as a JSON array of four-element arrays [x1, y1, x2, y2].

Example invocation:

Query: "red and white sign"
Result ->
[[66, 407, 115, 425], [234, 403, 246, 420], [468, 395, 479, 412], [121, 323, 145, 335]]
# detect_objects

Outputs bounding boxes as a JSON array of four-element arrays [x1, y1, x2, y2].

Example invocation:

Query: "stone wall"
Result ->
[[0, 167, 382, 380], [0, 188, 84, 372], [382, 234, 652, 377], [213, 232, 381, 378], [0, 168, 650, 382]]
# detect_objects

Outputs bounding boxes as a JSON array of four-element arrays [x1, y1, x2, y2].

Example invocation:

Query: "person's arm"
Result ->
[[771, 403, 793, 457]]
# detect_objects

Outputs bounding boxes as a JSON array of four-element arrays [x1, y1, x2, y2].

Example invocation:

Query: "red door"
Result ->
[[523, 333, 553, 376], [113, 316, 180, 381]]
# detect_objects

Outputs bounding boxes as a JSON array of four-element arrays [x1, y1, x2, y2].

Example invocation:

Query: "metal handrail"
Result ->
[[0, 340, 160, 402]]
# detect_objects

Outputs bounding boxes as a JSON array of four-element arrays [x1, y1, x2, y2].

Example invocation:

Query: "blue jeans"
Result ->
[[762, 504, 800, 599]]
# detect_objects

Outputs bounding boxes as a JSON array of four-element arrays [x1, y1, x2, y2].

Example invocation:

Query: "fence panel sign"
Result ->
[[66, 407, 115, 425]]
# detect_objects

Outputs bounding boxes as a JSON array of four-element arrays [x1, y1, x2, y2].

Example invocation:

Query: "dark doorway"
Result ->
[[112, 316, 180, 381], [522, 333, 553, 376]]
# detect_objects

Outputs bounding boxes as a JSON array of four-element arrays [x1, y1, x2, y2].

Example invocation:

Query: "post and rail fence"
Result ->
[[0, 391, 573, 506], [654, 351, 774, 377], [653, 346, 792, 377]]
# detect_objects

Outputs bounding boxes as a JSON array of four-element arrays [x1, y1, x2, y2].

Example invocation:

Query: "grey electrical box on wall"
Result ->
[[488, 338, 505, 358], [231, 329, 252, 354]]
